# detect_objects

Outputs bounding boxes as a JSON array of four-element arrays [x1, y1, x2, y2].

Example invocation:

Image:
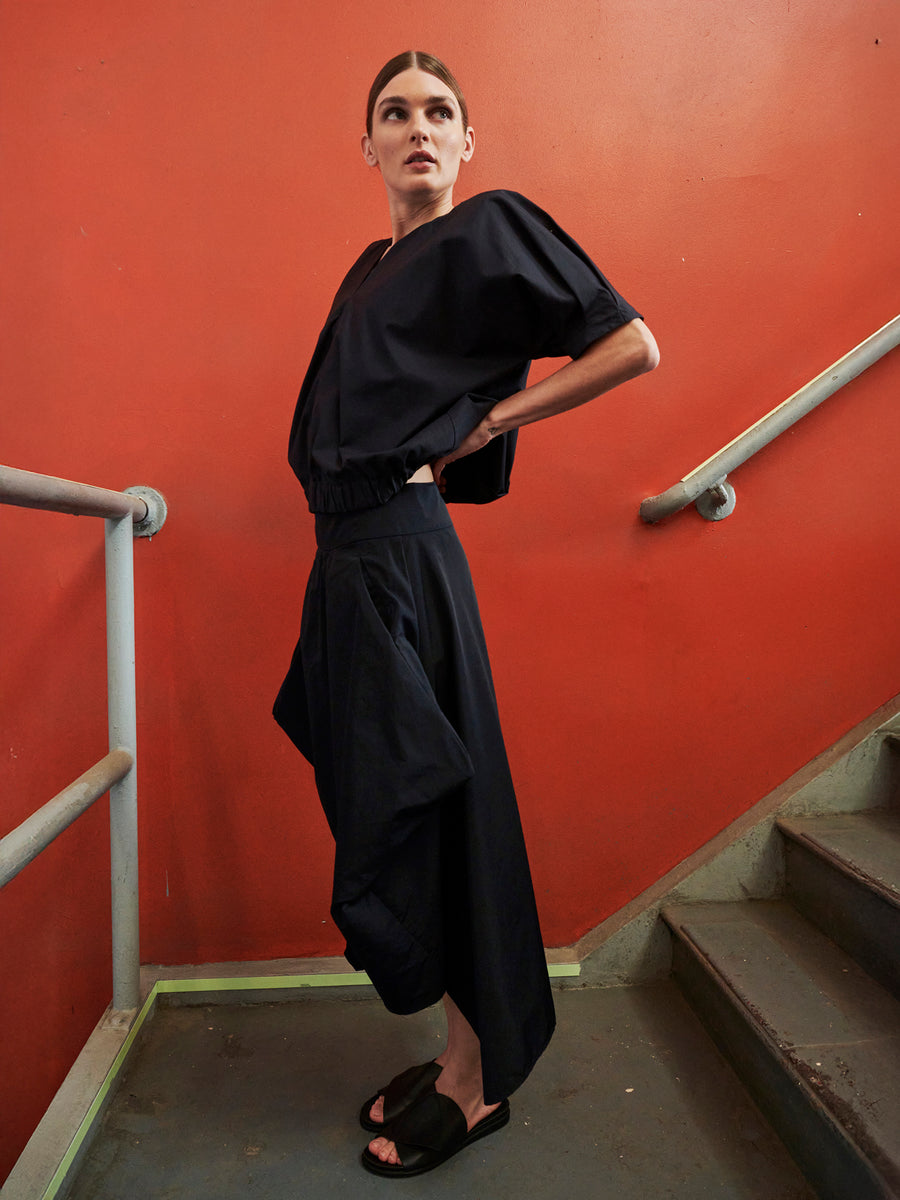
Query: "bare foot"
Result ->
[[367, 994, 499, 1166], [367, 1094, 385, 1126], [366, 1071, 500, 1166], [367, 1132, 402, 1165]]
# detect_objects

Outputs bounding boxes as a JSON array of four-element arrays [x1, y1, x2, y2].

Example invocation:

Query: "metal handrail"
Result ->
[[0, 465, 167, 1011], [0, 751, 133, 886], [640, 313, 900, 523], [0, 464, 166, 529]]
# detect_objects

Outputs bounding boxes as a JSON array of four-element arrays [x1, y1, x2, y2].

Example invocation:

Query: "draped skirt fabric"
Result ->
[[273, 483, 555, 1103]]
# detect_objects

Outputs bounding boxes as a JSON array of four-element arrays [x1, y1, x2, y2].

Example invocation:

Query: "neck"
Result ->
[[386, 188, 455, 244]]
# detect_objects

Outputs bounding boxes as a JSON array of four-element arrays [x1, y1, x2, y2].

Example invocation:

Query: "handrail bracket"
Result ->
[[695, 476, 736, 522]]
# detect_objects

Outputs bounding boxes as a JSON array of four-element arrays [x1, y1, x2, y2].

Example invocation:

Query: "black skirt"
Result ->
[[274, 483, 555, 1102]]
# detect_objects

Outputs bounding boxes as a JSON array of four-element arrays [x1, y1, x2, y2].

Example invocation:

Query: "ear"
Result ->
[[361, 133, 379, 168], [461, 125, 475, 163]]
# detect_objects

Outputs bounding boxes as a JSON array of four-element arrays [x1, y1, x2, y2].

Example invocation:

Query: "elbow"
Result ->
[[631, 320, 660, 375], [597, 318, 659, 381], [580, 318, 659, 389]]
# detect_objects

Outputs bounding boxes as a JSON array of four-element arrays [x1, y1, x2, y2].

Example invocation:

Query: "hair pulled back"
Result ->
[[365, 51, 469, 137]]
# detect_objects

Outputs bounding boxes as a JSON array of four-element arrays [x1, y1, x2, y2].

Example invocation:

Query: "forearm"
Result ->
[[431, 317, 658, 486], [485, 318, 659, 437]]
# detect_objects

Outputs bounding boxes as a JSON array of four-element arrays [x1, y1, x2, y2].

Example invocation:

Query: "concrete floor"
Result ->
[[67, 983, 815, 1199]]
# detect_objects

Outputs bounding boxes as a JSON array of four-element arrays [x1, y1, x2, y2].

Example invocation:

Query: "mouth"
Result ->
[[405, 151, 436, 165]]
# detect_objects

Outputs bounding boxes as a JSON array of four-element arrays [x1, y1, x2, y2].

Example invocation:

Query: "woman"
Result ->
[[274, 51, 658, 1178]]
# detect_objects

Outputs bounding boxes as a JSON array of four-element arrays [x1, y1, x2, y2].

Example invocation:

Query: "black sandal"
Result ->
[[358, 1060, 443, 1133], [361, 1091, 510, 1177]]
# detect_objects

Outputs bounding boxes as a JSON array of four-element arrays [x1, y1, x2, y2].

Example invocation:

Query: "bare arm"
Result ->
[[432, 318, 659, 488]]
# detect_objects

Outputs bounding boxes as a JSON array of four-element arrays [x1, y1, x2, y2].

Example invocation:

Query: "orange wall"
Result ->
[[2, 0, 898, 1180]]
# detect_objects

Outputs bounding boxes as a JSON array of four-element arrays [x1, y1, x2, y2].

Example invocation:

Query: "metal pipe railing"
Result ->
[[0, 464, 167, 1011], [106, 511, 140, 1009], [0, 751, 133, 887], [0, 465, 166, 533], [640, 313, 900, 523]]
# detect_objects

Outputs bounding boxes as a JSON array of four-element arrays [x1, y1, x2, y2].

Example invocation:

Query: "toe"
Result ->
[[368, 1136, 401, 1165]]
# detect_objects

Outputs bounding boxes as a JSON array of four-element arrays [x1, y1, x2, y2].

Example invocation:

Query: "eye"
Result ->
[[383, 106, 407, 121], [431, 106, 454, 120]]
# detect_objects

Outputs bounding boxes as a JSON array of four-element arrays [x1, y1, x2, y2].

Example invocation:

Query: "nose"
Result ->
[[409, 113, 429, 142]]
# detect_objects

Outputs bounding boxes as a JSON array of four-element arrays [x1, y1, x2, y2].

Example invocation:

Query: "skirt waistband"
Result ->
[[314, 483, 452, 551]]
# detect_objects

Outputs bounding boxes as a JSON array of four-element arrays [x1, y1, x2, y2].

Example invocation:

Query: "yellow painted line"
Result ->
[[153, 960, 585, 988], [153, 963, 580, 992], [155, 971, 373, 992], [43, 987, 159, 1199]]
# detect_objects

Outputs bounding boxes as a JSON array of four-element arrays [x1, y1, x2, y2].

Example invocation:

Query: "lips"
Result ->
[[405, 151, 436, 164]]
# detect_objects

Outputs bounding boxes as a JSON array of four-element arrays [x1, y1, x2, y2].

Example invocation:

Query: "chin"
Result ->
[[397, 179, 443, 199]]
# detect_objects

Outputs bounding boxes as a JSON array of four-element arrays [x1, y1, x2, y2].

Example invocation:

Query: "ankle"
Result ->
[[435, 1065, 485, 1106]]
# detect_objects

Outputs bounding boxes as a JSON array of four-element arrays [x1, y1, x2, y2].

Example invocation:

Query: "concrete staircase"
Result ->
[[663, 806, 900, 1199]]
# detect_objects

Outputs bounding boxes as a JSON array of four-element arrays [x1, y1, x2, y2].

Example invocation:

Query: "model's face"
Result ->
[[362, 68, 474, 204]]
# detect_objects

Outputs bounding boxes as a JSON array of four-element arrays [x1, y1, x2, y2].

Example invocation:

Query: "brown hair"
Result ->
[[365, 51, 469, 137]]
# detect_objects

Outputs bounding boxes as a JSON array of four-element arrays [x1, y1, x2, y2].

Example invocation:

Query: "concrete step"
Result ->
[[663, 898, 900, 1200], [778, 809, 900, 1000]]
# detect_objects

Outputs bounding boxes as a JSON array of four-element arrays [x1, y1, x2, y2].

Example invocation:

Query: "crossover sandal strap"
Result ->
[[388, 1092, 468, 1171], [382, 1061, 443, 1126]]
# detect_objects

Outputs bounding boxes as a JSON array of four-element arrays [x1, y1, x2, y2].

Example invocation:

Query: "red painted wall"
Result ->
[[2, 0, 898, 1179]]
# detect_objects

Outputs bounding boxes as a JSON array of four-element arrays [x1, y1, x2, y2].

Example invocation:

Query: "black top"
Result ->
[[288, 190, 642, 513]]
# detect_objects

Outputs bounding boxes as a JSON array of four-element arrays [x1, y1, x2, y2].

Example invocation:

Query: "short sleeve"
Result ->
[[467, 191, 642, 361]]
